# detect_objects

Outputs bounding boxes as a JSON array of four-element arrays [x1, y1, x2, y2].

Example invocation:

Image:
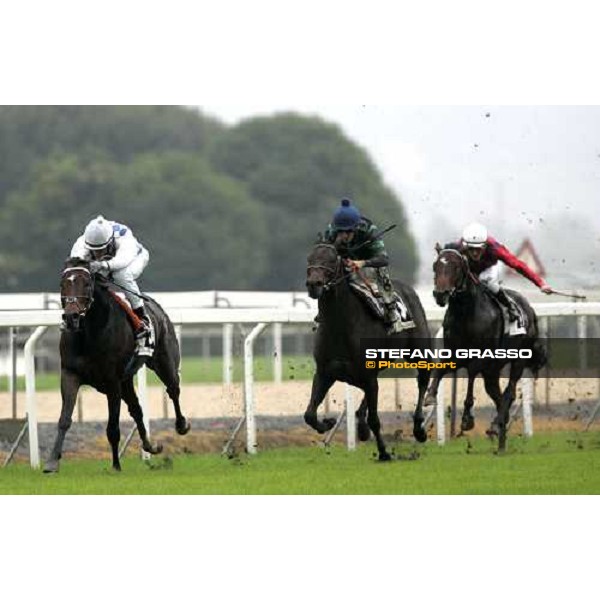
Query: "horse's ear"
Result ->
[[434, 242, 442, 255], [316, 232, 324, 243]]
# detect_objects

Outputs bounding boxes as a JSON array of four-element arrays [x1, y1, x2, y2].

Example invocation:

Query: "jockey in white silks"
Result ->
[[70, 215, 152, 357]]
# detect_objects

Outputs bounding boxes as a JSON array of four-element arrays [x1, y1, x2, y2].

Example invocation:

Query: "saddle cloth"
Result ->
[[482, 288, 528, 336], [348, 271, 415, 332], [109, 291, 156, 349], [498, 303, 527, 336]]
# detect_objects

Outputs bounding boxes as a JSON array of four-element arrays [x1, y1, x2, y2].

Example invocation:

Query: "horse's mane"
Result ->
[[63, 256, 89, 271]]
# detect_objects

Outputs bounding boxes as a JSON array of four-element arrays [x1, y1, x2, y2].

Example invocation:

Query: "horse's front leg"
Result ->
[[413, 367, 431, 442], [482, 370, 507, 452], [106, 388, 123, 471], [43, 370, 81, 473], [364, 378, 391, 461], [304, 372, 336, 433], [461, 372, 477, 432]]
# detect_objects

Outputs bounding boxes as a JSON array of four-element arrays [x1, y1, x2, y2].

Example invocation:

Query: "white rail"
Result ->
[[3, 301, 600, 328], [4, 301, 598, 467]]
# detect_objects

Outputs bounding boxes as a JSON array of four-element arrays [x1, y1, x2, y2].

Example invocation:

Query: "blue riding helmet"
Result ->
[[332, 198, 362, 231]]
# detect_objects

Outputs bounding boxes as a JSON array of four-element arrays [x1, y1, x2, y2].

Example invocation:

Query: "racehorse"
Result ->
[[44, 257, 190, 473], [305, 243, 431, 461], [428, 247, 546, 451]]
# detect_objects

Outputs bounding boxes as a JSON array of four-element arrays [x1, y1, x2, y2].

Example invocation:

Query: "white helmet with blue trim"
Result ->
[[84, 215, 114, 251]]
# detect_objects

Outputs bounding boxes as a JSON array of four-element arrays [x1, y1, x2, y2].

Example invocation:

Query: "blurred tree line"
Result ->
[[0, 106, 417, 292]]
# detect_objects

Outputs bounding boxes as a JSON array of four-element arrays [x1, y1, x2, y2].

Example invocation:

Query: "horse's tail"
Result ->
[[530, 337, 548, 377]]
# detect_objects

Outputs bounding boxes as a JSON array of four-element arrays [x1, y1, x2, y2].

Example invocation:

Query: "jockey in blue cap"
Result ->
[[321, 198, 410, 332]]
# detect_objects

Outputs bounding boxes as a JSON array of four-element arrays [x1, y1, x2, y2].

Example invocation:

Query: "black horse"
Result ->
[[44, 257, 190, 473], [305, 243, 431, 461], [427, 247, 546, 451]]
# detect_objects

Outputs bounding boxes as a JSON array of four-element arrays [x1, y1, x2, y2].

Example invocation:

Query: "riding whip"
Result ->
[[548, 289, 587, 300], [350, 223, 397, 252]]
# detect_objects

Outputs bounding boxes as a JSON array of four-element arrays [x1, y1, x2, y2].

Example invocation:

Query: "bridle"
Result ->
[[435, 248, 478, 297], [61, 266, 94, 316], [307, 244, 353, 291]]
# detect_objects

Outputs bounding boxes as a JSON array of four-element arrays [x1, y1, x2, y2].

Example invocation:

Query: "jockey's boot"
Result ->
[[124, 306, 153, 378], [133, 305, 153, 357], [384, 302, 401, 334], [496, 289, 521, 326], [379, 267, 413, 333]]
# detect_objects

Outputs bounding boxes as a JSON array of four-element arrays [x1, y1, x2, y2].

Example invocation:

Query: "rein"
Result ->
[[96, 274, 153, 302], [308, 243, 376, 292]]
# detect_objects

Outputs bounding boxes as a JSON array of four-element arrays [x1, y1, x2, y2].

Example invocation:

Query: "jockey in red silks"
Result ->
[[445, 222, 553, 323]]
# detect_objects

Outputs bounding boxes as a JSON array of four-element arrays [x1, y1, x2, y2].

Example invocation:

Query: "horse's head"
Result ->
[[306, 243, 341, 299], [432, 247, 469, 307], [60, 257, 95, 331]]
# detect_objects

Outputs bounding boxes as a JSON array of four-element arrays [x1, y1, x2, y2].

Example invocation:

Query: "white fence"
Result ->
[[2, 300, 600, 468]]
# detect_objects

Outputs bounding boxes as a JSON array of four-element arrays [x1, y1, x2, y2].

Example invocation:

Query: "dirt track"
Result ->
[[1, 377, 598, 424]]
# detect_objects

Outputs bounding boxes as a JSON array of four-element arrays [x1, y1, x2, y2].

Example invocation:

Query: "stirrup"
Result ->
[[135, 327, 149, 340]]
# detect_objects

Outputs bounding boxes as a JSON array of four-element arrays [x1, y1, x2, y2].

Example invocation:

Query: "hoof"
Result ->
[[113, 463, 122, 472], [357, 421, 371, 442], [176, 418, 191, 435], [461, 415, 475, 431], [413, 424, 428, 443], [143, 442, 164, 455], [322, 417, 336, 432], [378, 452, 392, 462], [43, 459, 60, 474], [486, 425, 499, 438]]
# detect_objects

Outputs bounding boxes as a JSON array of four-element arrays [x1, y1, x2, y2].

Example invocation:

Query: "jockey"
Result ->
[[70, 215, 152, 357], [446, 222, 553, 323], [323, 198, 409, 332]]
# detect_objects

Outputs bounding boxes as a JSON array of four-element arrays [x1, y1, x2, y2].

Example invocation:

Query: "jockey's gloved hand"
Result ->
[[345, 259, 365, 272], [89, 260, 109, 274], [540, 283, 553, 295]]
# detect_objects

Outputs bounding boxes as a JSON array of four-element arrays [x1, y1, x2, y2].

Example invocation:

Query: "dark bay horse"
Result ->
[[428, 247, 546, 451], [305, 243, 431, 461], [44, 257, 190, 473]]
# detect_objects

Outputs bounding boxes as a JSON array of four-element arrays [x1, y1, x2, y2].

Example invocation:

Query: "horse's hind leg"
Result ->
[[413, 367, 431, 442], [304, 372, 336, 433], [121, 378, 163, 456], [502, 361, 525, 426], [364, 378, 391, 461], [356, 395, 371, 442], [43, 370, 80, 473], [150, 347, 190, 435]]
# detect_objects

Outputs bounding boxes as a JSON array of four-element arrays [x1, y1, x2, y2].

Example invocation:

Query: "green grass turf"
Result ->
[[2, 431, 599, 494], [0, 354, 315, 392]]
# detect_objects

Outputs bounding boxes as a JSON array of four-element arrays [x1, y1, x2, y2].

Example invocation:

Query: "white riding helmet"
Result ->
[[462, 222, 488, 248], [84, 215, 114, 251]]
